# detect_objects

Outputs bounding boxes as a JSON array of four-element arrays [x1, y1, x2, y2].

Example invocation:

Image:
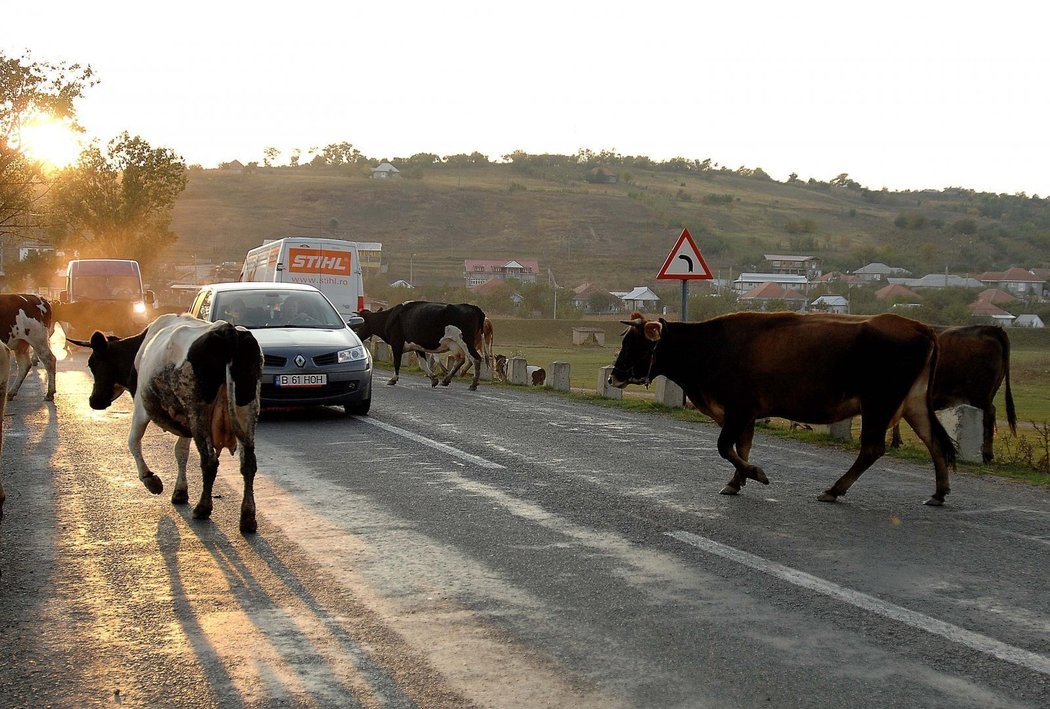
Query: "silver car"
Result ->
[[188, 282, 372, 415]]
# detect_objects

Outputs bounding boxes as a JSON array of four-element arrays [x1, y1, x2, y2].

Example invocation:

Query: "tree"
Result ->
[[47, 132, 187, 267], [262, 146, 280, 167], [1, 51, 96, 237]]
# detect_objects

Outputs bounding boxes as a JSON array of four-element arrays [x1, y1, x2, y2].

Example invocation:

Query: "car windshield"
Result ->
[[214, 291, 345, 329]]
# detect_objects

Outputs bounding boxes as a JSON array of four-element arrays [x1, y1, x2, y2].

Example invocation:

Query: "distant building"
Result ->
[[1013, 314, 1045, 328], [875, 283, 922, 302], [975, 288, 1016, 305], [370, 162, 400, 179], [967, 300, 1015, 326], [763, 254, 822, 279], [888, 273, 985, 289], [355, 241, 383, 272], [854, 262, 911, 282], [464, 258, 540, 288], [739, 282, 808, 311], [611, 286, 661, 312], [809, 294, 849, 313], [977, 267, 1045, 299], [733, 273, 809, 293], [571, 282, 618, 314]]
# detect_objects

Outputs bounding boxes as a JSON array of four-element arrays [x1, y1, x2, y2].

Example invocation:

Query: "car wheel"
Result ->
[[344, 397, 371, 416]]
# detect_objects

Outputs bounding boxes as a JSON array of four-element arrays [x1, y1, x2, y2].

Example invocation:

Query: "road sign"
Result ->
[[657, 228, 713, 280]]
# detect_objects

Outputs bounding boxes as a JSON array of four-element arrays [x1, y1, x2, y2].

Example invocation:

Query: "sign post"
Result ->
[[656, 228, 713, 321]]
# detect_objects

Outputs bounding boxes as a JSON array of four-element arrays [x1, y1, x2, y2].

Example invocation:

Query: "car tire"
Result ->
[[344, 397, 371, 416]]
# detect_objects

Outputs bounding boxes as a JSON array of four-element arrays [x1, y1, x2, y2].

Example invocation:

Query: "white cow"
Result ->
[[0, 294, 57, 401]]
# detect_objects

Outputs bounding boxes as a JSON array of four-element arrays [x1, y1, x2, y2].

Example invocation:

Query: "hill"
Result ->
[[166, 161, 1050, 300]]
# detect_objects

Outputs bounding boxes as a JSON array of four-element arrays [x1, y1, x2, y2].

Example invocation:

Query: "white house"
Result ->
[[809, 294, 849, 313], [1013, 314, 1045, 328], [733, 273, 809, 293], [612, 286, 661, 312], [854, 262, 911, 282], [370, 162, 400, 179]]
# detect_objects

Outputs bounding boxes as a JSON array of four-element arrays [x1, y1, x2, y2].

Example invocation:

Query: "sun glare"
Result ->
[[18, 114, 83, 169]]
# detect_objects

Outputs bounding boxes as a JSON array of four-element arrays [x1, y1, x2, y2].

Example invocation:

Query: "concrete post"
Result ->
[[653, 375, 685, 408], [548, 361, 571, 391], [597, 365, 622, 399], [815, 418, 853, 441], [937, 405, 983, 463], [508, 356, 528, 385]]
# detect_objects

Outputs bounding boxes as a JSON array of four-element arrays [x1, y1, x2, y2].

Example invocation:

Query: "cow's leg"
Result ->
[[238, 438, 258, 534], [6, 342, 32, 400], [31, 342, 57, 401], [819, 412, 890, 502], [900, 402, 953, 506], [417, 352, 440, 386], [717, 417, 768, 495], [889, 422, 903, 448], [462, 341, 483, 391], [128, 407, 163, 494], [171, 436, 191, 505], [441, 347, 468, 386], [982, 404, 996, 463], [388, 342, 404, 385], [191, 434, 219, 520]]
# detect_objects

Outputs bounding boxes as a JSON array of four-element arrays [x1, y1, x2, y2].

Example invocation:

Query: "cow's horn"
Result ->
[[619, 317, 645, 328], [65, 337, 92, 348]]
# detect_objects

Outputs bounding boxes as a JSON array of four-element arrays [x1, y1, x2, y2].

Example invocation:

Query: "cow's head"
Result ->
[[68, 331, 135, 409], [351, 308, 380, 340], [609, 312, 664, 388]]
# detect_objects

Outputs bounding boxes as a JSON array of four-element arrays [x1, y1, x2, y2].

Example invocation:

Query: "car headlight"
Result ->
[[337, 346, 368, 363], [132, 301, 147, 315]]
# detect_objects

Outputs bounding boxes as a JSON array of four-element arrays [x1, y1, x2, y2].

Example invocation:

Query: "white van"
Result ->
[[239, 237, 365, 318]]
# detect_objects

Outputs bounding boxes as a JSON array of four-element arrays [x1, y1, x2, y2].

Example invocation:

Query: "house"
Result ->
[[967, 300, 1015, 326], [464, 259, 540, 288], [389, 279, 414, 289], [570, 283, 618, 314], [370, 162, 400, 179], [854, 262, 911, 283], [977, 268, 1045, 299], [888, 274, 985, 289], [809, 294, 849, 313], [814, 271, 864, 286], [611, 286, 661, 312], [763, 254, 822, 279], [1013, 314, 1045, 328], [875, 283, 922, 302], [733, 273, 809, 294], [356, 242, 383, 272], [738, 282, 808, 311], [471, 276, 524, 305], [586, 167, 618, 184], [975, 288, 1016, 306]]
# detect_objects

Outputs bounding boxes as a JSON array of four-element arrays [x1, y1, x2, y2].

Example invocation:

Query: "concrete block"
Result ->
[[653, 376, 685, 407], [597, 365, 622, 399], [814, 418, 853, 441], [548, 361, 571, 391], [938, 405, 983, 463], [508, 356, 528, 385]]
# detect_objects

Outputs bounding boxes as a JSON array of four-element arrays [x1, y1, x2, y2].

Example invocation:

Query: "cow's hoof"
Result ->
[[240, 516, 257, 534], [171, 489, 189, 505], [142, 475, 164, 495], [719, 484, 740, 495], [923, 496, 945, 507], [817, 492, 839, 502], [192, 504, 213, 520], [440, 379, 452, 387], [45, 393, 55, 402], [469, 384, 478, 391], [751, 468, 770, 485], [386, 379, 397, 386]]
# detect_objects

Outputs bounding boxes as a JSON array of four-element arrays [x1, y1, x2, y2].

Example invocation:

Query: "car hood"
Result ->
[[248, 327, 363, 350]]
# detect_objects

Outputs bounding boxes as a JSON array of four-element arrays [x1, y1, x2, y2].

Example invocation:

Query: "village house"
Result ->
[[738, 282, 808, 311], [370, 162, 400, 179], [463, 258, 540, 288], [809, 294, 850, 313], [732, 273, 809, 294], [611, 286, 661, 312], [763, 254, 823, 279], [977, 268, 1045, 300], [853, 262, 911, 282]]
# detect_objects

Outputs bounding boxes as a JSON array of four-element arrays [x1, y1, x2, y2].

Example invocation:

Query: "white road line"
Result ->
[[360, 417, 505, 469], [667, 530, 1050, 677]]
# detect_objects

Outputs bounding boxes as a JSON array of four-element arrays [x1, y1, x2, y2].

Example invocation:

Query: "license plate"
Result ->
[[275, 374, 327, 387]]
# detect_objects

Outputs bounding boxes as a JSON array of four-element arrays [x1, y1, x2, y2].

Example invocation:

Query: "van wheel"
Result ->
[[344, 398, 371, 416]]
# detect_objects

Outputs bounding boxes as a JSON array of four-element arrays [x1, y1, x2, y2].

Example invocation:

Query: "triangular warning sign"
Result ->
[[657, 228, 713, 280]]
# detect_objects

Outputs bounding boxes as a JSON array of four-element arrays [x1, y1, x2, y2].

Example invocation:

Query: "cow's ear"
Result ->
[[643, 321, 662, 342], [89, 331, 109, 351]]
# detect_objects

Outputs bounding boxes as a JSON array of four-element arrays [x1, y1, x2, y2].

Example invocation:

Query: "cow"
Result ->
[[890, 324, 1016, 462], [493, 354, 508, 383], [609, 311, 957, 505], [0, 342, 11, 522], [354, 301, 487, 391], [0, 294, 57, 401], [69, 314, 264, 533], [430, 317, 495, 378]]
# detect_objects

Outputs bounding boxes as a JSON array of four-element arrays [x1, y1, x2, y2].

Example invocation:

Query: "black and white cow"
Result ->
[[70, 314, 264, 533], [0, 294, 57, 401], [354, 301, 488, 391]]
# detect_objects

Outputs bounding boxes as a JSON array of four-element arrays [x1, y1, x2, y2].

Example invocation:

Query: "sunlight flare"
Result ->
[[17, 113, 83, 169]]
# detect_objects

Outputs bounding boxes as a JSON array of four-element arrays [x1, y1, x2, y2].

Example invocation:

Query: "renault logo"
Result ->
[[294, 354, 306, 368]]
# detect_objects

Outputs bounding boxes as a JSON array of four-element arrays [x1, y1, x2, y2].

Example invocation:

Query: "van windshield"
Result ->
[[73, 275, 142, 300]]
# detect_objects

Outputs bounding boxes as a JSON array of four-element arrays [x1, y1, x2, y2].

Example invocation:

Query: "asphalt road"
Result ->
[[1, 351, 1049, 708]]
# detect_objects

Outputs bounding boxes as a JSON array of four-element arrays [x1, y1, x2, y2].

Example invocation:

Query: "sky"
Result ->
[[8, 1, 1049, 195]]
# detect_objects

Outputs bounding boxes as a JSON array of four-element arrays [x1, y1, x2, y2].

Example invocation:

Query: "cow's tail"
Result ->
[[998, 328, 1017, 436], [926, 338, 957, 470]]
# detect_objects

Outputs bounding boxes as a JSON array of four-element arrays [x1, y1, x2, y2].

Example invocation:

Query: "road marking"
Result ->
[[666, 530, 1050, 677], [360, 418, 505, 469]]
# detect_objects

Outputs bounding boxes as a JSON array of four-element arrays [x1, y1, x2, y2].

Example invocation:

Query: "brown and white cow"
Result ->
[[609, 311, 957, 505], [70, 314, 264, 533], [891, 324, 1016, 462], [0, 342, 11, 521], [354, 301, 488, 390], [430, 317, 495, 378], [0, 294, 57, 401]]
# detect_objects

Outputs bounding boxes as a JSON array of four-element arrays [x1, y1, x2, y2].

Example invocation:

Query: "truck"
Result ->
[[239, 237, 365, 319], [57, 258, 156, 338]]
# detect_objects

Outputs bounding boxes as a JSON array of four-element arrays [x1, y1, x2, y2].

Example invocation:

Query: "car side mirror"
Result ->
[[346, 315, 364, 329]]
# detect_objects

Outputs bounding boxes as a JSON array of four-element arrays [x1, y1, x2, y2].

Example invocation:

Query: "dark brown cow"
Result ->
[[0, 294, 57, 401], [891, 324, 1016, 462], [609, 311, 957, 505]]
